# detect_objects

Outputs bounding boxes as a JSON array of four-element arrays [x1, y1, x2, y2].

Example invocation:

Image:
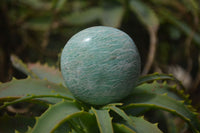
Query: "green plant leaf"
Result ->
[[113, 123, 136, 133], [67, 111, 99, 133], [27, 62, 64, 85], [129, 0, 159, 31], [31, 100, 81, 133], [123, 83, 200, 132], [100, 3, 124, 28], [91, 107, 113, 133], [10, 55, 64, 85], [0, 114, 35, 133], [135, 81, 184, 101], [0, 78, 74, 106], [128, 116, 163, 133], [10, 55, 37, 78], [63, 7, 102, 25], [104, 105, 135, 129], [137, 73, 185, 89]]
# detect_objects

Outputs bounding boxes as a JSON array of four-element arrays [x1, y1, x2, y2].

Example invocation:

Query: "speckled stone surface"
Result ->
[[61, 26, 141, 105]]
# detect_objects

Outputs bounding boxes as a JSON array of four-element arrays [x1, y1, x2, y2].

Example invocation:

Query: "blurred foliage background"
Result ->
[[0, 0, 200, 111]]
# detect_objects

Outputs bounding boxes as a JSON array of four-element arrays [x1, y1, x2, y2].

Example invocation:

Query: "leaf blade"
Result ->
[[128, 116, 163, 133], [91, 107, 114, 133], [0, 78, 74, 105], [123, 84, 200, 132], [31, 100, 82, 133]]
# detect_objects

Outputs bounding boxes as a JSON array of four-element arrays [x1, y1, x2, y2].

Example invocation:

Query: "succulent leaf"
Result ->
[[31, 100, 82, 133], [127, 116, 163, 133], [27, 62, 64, 85], [137, 73, 185, 90], [0, 78, 74, 107], [134, 81, 183, 101], [105, 105, 135, 129], [10, 55, 64, 85], [67, 111, 99, 133], [123, 83, 200, 132], [113, 123, 136, 133], [10, 55, 37, 78], [91, 107, 114, 133]]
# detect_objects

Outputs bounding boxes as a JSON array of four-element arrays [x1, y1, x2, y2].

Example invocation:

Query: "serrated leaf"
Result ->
[[130, 0, 159, 31], [100, 3, 124, 28], [105, 105, 135, 129], [10, 55, 64, 85], [137, 73, 183, 87], [91, 107, 113, 133], [113, 123, 136, 133], [10, 55, 37, 78], [123, 84, 200, 132], [0, 78, 74, 106], [67, 111, 99, 133], [0, 114, 35, 133], [27, 62, 64, 85], [64, 7, 102, 25], [128, 116, 163, 133], [134, 82, 183, 101], [137, 73, 189, 102], [31, 100, 81, 133]]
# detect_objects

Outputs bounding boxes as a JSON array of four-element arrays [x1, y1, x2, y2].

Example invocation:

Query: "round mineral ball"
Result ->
[[61, 26, 141, 105]]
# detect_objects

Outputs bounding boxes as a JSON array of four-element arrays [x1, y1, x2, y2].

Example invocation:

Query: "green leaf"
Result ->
[[64, 7, 102, 25], [31, 100, 81, 133], [129, 0, 159, 31], [10, 55, 37, 78], [128, 116, 163, 133], [113, 123, 136, 133], [0, 78, 74, 106], [91, 107, 113, 133], [67, 111, 99, 133], [134, 81, 184, 101], [27, 62, 64, 85], [0, 114, 35, 133], [100, 3, 124, 28], [137, 73, 185, 89], [104, 105, 135, 129], [10, 55, 64, 85], [123, 83, 200, 132]]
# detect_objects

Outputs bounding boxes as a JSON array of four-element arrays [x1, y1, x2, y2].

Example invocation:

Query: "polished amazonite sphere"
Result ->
[[61, 26, 141, 105]]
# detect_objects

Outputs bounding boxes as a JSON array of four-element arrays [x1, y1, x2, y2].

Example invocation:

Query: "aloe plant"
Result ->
[[0, 55, 199, 133]]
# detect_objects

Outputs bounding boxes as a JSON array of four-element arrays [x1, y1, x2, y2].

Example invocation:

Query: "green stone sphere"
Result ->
[[61, 26, 141, 105]]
